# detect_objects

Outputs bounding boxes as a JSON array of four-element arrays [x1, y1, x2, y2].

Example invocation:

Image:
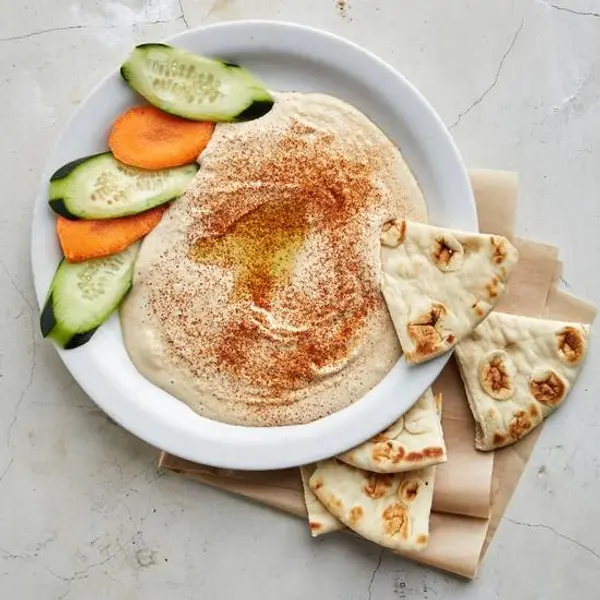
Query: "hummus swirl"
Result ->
[[120, 92, 426, 426]]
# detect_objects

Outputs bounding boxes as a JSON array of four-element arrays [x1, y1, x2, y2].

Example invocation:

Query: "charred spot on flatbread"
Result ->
[[380, 219, 406, 247], [349, 506, 364, 526], [529, 402, 542, 419], [371, 441, 399, 464], [476, 405, 505, 449], [478, 350, 515, 400], [382, 503, 410, 538], [485, 276, 501, 299], [312, 478, 323, 491], [529, 369, 568, 407], [556, 326, 586, 365], [397, 479, 421, 502], [493, 432, 508, 446], [406, 303, 448, 359], [362, 473, 394, 499], [491, 236, 509, 264], [508, 410, 534, 440], [328, 494, 343, 511], [431, 234, 464, 272], [422, 447, 445, 459], [471, 301, 485, 318]]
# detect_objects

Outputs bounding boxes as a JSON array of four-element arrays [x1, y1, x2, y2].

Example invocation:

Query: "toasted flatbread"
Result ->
[[299, 464, 344, 537], [380, 219, 519, 364], [455, 312, 589, 450], [337, 388, 446, 473], [309, 460, 435, 551]]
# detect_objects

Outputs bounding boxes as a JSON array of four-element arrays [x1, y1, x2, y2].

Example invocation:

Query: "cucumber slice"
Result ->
[[49, 153, 197, 220], [40, 243, 140, 349], [121, 44, 274, 122]]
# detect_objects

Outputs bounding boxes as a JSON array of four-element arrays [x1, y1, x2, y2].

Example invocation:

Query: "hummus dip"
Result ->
[[120, 92, 427, 426]]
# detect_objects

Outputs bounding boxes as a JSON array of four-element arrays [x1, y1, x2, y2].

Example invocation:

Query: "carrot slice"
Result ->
[[108, 106, 214, 170], [56, 204, 168, 263]]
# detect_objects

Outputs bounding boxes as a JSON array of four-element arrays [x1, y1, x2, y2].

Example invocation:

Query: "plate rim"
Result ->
[[30, 19, 477, 470]]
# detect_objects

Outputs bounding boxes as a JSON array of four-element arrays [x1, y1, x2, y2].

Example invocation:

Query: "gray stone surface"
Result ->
[[1, 0, 599, 598]]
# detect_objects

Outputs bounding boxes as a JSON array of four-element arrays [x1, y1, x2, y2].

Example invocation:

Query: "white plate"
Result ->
[[31, 21, 477, 470]]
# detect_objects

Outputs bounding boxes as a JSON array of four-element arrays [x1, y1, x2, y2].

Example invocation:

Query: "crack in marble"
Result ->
[[0, 459, 14, 486], [124, 460, 161, 488], [50, 544, 127, 599], [177, 0, 190, 28], [366, 549, 384, 600], [0, 551, 92, 591], [104, 571, 125, 586], [0, 548, 30, 561], [449, 20, 523, 130], [0, 16, 187, 42], [549, 4, 600, 18], [0, 260, 34, 311], [7, 313, 36, 447], [505, 518, 600, 560], [0, 24, 88, 41]]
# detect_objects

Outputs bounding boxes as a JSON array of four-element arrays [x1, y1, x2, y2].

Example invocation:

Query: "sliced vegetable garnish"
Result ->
[[40, 243, 140, 349], [49, 153, 197, 220], [109, 106, 215, 170], [120, 44, 274, 122], [56, 204, 168, 263]]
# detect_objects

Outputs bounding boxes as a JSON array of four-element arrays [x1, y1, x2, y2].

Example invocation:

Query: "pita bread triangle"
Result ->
[[337, 388, 446, 473], [299, 464, 345, 537], [380, 219, 519, 364], [455, 312, 590, 451], [309, 460, 435, 551]]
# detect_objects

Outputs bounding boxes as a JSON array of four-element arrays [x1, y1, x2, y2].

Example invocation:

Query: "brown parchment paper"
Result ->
[[430, 362, 493, 519], [158, 170, 596, 579], [496, 238, 559, 317], [469, 169, 517, 240]]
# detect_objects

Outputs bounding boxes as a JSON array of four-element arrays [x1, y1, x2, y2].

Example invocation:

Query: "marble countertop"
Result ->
[[1, 1, 599, 598]]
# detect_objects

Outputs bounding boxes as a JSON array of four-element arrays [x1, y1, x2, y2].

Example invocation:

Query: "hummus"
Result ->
[[120, 92, 427, 426]]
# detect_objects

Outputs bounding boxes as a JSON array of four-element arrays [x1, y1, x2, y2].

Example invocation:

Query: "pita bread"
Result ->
[[337, 388, 446, 473], [380, 219, 519, 364], [309, 460, 435, 551], [455, 312, 589, 450], [299, 465, 344, 537]]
